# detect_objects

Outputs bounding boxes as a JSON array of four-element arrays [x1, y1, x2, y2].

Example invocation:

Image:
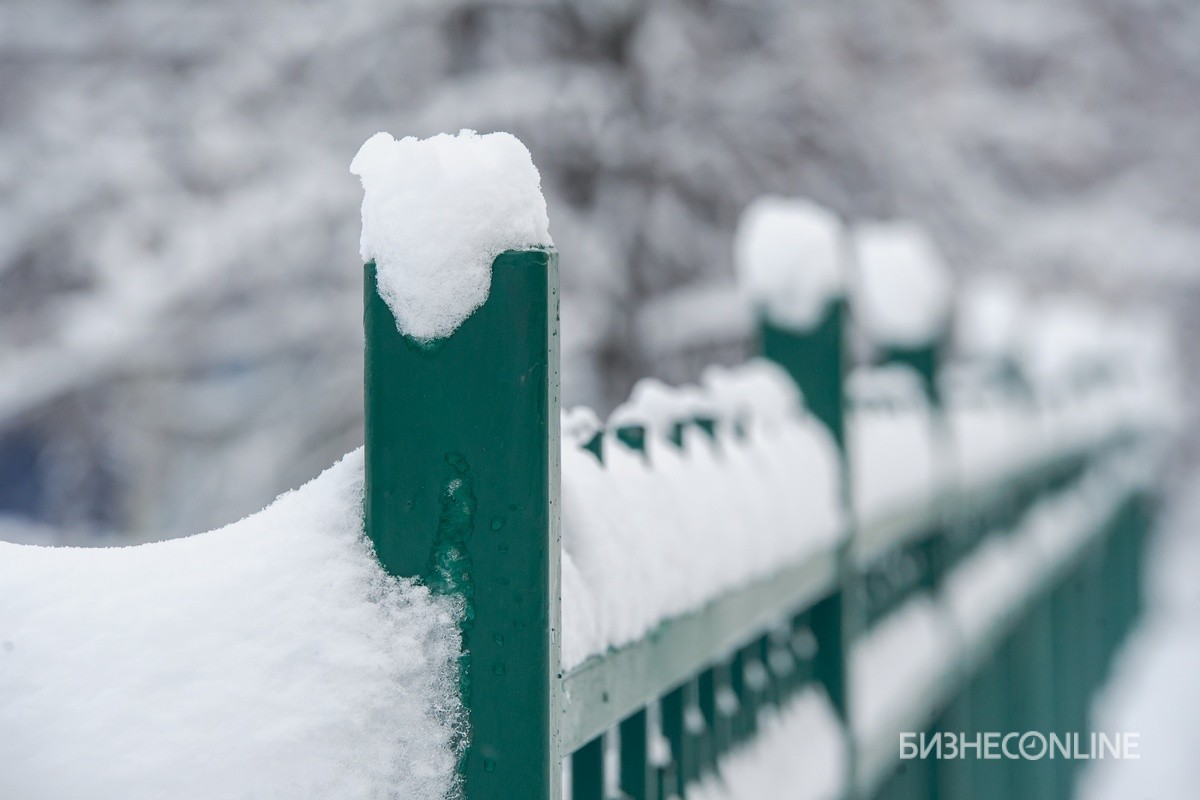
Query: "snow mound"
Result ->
[[955, 274, 1024, 359], [560, 363, 843, 668], [351, 130, 553, 342], [1018, 295, 1108, 385], [690, 687, 847, 800], [850, 595, 957, 741], [846, 365, 940, 522], [0, 450, 463, 800], [734, 197, 847, 329], [852, 222, 953, 348]]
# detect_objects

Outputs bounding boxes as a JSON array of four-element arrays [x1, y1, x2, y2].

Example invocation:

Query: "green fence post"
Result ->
[[363, 250, 561, 800], [760, 300, 848, 449], [619, 710, 654, 800], [880, 342, 942, 407], [758, 300, 850, 711]]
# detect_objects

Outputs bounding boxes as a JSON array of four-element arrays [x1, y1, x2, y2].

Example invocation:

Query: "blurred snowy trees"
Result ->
[[2, 0, 1199, 539]]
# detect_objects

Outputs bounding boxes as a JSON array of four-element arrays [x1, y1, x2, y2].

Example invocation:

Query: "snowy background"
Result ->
[[4, 0, 1200, 541], [3, 2, 1200, 797]]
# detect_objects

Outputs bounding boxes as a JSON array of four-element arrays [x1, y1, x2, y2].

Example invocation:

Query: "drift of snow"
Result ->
[[560, 361, 844, 668], [351, 130, 553, 341], [954, 274, 1024, 360], [850, 595, 958, 742], [1017, 295, 1109, 386], [942, 363, 1040, 486], [1077, 466, 1200, 800], [734, 197, 847, 330], [846, 365, 940, 523], [852, 221, 953, 348], [690, 687, 847, 800], [0, 450, 464, 800]]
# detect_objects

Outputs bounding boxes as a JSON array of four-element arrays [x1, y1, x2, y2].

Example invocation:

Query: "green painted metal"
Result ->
[[810, 590, 848, 718], [363, 251, 560, 800], [619, 710, 653, 800], [571, 736, 604, 800], [758, 300, 852, 723], [1007, 601, 1058, 800], [357, 236, 1155, 800], [661, 686, 687, 798], [559, 544, 840, 753], [880, 342, 942, 406], [759, 300, 848, 448]]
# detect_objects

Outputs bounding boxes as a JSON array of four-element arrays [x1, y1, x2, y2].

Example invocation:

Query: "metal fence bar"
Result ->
[[363, 250, 561, 800]]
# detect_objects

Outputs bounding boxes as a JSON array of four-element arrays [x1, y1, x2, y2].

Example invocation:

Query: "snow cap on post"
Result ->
[[351, 129, 553, 341], [852, 221, 953, 348], [955, 274, 1024, 360], [734, 196, 847, 330]]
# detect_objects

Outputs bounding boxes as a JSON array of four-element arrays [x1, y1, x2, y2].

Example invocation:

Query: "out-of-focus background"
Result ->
[[3, 3, 1200, 797], [3, 0, 1200, 543]]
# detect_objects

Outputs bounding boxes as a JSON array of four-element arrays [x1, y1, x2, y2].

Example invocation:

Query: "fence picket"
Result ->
[[363, 250, 561, 800]]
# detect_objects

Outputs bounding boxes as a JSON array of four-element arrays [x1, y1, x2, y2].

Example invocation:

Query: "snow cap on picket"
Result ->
[[351, 130, 553, 341], [852, 221, 953, 348], [955, 273, 1024, 359], [734, 197, 847, 330]]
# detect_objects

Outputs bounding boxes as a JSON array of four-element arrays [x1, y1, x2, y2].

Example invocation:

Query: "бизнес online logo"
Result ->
[[900, 731, 1140, 761]]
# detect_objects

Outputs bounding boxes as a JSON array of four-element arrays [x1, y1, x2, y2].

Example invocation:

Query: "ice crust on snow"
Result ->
[[852, 221, 953, 348], [351, 130, 553, 341], [0, 450, 463, 800], [734, 197, 847, 330], [560, 360, 844, 669]]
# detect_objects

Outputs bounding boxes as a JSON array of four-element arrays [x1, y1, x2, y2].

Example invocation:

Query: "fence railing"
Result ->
[[362, 239, 1164, 800]]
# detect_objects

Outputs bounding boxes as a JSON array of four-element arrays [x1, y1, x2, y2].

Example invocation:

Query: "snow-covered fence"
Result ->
[[0, 132, 1170, 800], [353, 137, 1171, 800]]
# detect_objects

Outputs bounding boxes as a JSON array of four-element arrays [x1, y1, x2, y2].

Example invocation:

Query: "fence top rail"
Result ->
[[852, 447, 1145, 798], [559, 541, 842, 754], [560, 426, 1137, 756], [851, 426, 1133, 569]]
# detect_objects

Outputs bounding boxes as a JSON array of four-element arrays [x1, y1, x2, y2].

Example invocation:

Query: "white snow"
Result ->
[[1016, 295, 1109, 386], [0, 450, 463, 800], [734, 197, 847, 330], [851, 221, 953, 348], [941, 533, 1039, 649], [849, 594, 958, 742], [1077, 468, 1200, 800], [351, 130, 553, 341], [941, 363, 1039, 486], [634, 280, 755, 360], [845, 365, 941, 524], [560, 361, 844, 669], [690, 687, 847, 800], [954, 274, 1024, 360]]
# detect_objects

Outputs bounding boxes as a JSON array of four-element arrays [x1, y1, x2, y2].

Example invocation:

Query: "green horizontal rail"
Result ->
[[560, 429, 1137, 759], [852, 430, 1133, 570], [561, 543, 842, 754], [354, 221, 1157, 800], [851, 456, 1141, 799]]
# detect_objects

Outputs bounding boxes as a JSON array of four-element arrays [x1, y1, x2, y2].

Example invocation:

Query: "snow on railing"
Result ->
[[561, 362, 844, 670], [0, 137, 1182, 800]]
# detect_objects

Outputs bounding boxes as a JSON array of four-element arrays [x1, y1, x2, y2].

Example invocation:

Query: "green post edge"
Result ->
[[758, 301, 852, 727], [364, 250, 561, 800]]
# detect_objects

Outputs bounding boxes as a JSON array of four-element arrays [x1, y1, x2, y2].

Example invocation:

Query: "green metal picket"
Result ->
[[363, 251, 561, 800], [358, 238, 1155, 800]]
